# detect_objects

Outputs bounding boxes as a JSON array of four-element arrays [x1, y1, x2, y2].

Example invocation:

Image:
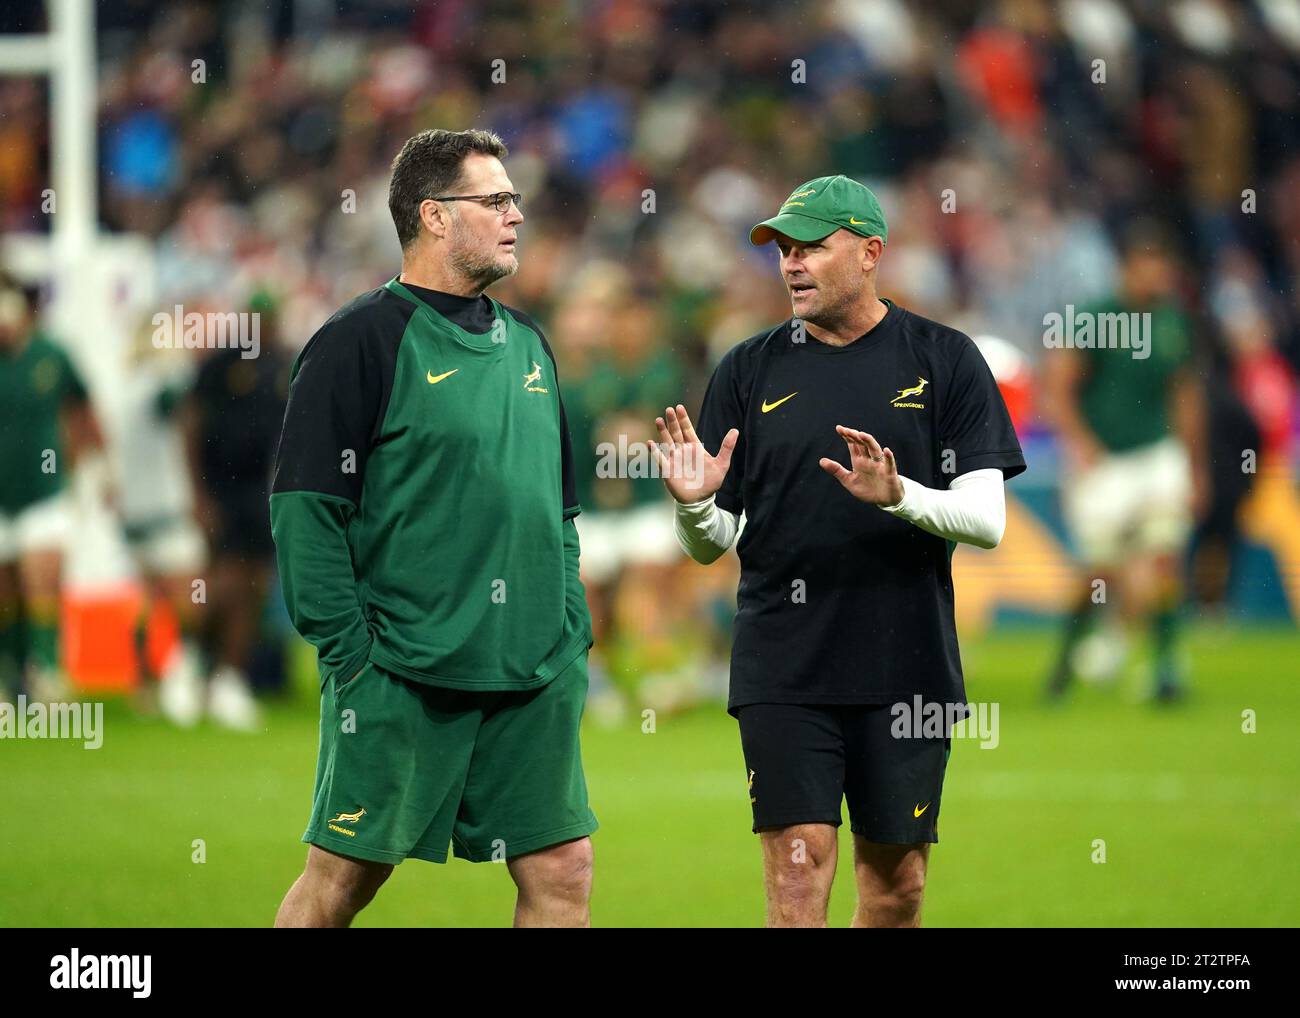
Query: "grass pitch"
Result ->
[[3, 626, 1297, 927]]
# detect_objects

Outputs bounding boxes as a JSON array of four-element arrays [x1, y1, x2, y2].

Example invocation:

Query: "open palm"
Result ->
[[819, 425, 905, 506], [652, 404, 739, 504]]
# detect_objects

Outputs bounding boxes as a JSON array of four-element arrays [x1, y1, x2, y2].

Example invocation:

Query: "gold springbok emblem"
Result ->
[[523, 361, 549, 393], [329, 808, 367, 823], [890, 377, 929, 404]]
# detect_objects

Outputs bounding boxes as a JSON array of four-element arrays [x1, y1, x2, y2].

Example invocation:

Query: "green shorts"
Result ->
[[303, 652, 598, 864]]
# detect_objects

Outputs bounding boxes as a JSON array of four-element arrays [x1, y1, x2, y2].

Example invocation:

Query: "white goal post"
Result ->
[[2, 0, 157, 591]]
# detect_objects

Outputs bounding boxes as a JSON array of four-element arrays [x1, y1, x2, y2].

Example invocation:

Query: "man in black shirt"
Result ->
[[183, 294, 292, 729], [654, 176, 1025, 927]]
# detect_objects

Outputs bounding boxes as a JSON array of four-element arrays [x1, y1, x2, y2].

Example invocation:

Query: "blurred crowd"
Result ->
[[1, 0, 1298, 714]]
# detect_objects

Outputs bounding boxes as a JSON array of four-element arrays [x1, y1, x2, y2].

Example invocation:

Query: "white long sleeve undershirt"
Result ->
[[673, 467, 1006, 564]]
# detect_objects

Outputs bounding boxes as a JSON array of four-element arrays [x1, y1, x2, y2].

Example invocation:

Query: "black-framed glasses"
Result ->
[[428, 191, 522, 214]]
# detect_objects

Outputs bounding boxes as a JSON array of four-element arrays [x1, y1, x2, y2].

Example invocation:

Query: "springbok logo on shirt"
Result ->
[[891, 376, 929, 409], [523, 361, 549, 394]]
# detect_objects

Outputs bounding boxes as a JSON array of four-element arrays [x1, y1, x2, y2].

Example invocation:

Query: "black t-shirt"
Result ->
[[696, 300, 1026, 714], [193, 345, 291, 491]]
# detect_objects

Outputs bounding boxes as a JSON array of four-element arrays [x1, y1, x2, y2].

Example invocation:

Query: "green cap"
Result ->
[[749, 175, 888, 246]]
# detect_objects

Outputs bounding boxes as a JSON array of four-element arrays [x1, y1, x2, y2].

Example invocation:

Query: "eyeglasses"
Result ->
[[428, 191, 522, 214]]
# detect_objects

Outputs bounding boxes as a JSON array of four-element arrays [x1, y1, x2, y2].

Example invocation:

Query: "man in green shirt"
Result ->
[[0, 275, 104, 701], [271, 129, 596, 927], [1043, 224, 1208, 701]]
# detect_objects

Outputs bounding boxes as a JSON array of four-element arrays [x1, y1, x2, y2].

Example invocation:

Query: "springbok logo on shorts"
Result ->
[[891, 376, 929, 409], [327, 807, 366, 837], [523, 362, 549, 394]]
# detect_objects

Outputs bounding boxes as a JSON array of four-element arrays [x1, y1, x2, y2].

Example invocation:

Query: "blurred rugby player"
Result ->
[[1043, 224, 1207, 701], [0, 275, 105, 703]]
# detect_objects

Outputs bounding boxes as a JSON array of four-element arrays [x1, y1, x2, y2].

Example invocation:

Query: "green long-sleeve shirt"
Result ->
[[270, 278, 591, 691]]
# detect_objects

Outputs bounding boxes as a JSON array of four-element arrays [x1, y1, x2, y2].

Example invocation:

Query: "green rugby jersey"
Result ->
[[1075, 299, 1193, 453], [270, 278, 591, 692], [0, 331, 90, 514]]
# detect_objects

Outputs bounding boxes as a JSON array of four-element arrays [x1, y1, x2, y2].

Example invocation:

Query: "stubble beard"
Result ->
[[449, 220, 516, 293], [792, 278, 852, 332]]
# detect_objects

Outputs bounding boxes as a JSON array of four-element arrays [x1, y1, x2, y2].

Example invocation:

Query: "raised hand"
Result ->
[[652, 404, 739, 505], [819, 425, 905, 506]]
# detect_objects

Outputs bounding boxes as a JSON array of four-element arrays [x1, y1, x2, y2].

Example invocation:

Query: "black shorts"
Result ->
[[736, 703, 952, 844]]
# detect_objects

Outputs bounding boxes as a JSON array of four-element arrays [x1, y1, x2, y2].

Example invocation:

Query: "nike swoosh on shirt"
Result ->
[[761, 392, 797, 413], [427, 369, 459, 384]]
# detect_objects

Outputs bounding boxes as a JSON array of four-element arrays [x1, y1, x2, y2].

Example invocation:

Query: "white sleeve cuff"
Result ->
[[674, 494, 740, 564], [878, 468, 1006, 549]]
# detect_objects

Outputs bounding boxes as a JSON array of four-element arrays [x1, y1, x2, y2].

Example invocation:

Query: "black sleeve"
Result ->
[[696, 343, 749, 515], [268, 300, 405, 682], [508, 307, 581, 518], [557, 394, 580, 517], [938, 336, 1027, 481], [271, 311, 401, 505]]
